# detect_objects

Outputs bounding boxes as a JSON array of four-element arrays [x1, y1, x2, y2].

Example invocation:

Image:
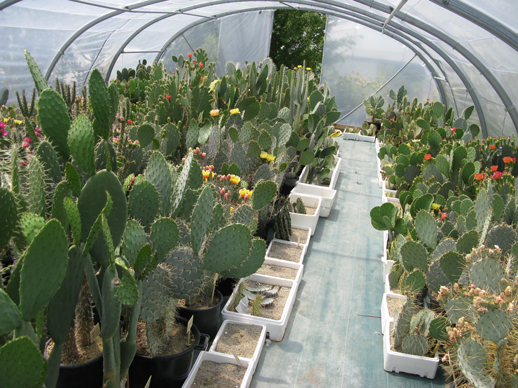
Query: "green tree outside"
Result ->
[[269, 10, 326, 78]]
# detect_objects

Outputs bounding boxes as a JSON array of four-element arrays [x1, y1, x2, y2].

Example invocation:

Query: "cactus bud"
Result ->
[[201, 152, 206, 159], [113, 277, 121, 287], [188, 53, 192, 58], [166, 94, 171, 100], [128, 119, 132, 124]]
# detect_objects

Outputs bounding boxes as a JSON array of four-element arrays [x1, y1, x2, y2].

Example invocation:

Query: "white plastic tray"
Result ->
[[182, 351, 253, 388], [383, 320, 440, 379], [288, 193, 321, 235], [221, 274, 298, 341], [257, 257, 304, 285], [209, 320, 267, 375], [292, 183, 336, 217], [380, 292, 406, 335], [273, 225, 311, 249], [266, 238, 307, 264]]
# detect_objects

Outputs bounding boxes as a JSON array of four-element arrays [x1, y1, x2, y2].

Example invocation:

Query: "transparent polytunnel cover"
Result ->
[[0, 0, 517, 137]]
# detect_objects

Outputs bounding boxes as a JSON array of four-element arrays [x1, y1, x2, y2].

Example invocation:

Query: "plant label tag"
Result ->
[[232, 351, 243, 366], [236, 296, 251, 314], [144, 376, 152, 388], [187, 315, 194, 342], [90, 323, 100, 343]]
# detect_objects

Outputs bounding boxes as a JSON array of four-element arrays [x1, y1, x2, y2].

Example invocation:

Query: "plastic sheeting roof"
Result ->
[[1, 0, 517, 137]]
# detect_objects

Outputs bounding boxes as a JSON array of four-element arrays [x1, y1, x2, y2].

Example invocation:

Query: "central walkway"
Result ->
[[252, 139, 448, 388]]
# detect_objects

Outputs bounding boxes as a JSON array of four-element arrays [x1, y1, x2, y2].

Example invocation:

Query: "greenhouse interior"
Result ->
[[0, 1, 517, 387]]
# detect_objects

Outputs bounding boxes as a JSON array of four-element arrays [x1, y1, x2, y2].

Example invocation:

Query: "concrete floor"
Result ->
[[251, 138, 449, 388]]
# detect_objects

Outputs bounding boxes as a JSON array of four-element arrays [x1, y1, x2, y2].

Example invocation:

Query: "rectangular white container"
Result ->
[[298, 156, 341, 191], [273, 225, 311, 249], [292, 183, 336, 218], [288, 194, 321, 235], [266, 238, 307, 265], [182, 351, 253, 388], [380, 292, 406, 335], [383, 320, 440, 379], [221, 274, 298, 342], [257, 257, 304, 285], [208, 320, 267, 376]]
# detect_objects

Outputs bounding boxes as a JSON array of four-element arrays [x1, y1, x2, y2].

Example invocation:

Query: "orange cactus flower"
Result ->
[[490, 165, 498, 172], [489, 144, 496, 150], [503, 156, 512, 164], [474, 173, 484, 180], [424, 154, 432, 160]]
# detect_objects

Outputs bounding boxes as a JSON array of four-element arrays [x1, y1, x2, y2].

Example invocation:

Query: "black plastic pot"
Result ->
[[45, 341, 103, 388], [177, 290, 224, 340], [280, 177, 298, 197], [215, 277, 238, 298], [129, 316, 209, 388]]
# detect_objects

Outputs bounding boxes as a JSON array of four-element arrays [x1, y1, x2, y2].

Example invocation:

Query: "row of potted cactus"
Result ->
[[367, 87, 518, 386], [0, 47, 342, 388]]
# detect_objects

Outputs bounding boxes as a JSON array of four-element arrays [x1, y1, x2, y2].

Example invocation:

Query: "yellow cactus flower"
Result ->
[[260, 151, 268, 159], [329, 130, 342, 137], [14, 120, 22, 125], [230, 206, 235, 213], [239, 188, 252, 199], [432, 203, 441, 210], [3, 118, 8, 123], [297, 65, 302, 68], [230, 175, 240, 184], [306, 67, 311, 71], [307, 97, 310, 102], [230, 108, 240, 115], [210, 109, 220, 117], [202, 170, 214, 179], [266, 154, 276, 162]]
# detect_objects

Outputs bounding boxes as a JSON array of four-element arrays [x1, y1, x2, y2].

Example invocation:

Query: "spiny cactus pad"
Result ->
[[51, 181, 72, 230], [20, 212, 45, 246], [445, 297, 476, 324], [68, 114, 96, 176], [171, 151, 193, 216], [429, 316, 450, 342], [400, 240, 429, 273], [426, 260, 451, 294], [140, 264, 173, 323], [165, 247, 210, 302], [220, 238, 266, 278], [485, 224, 517, 255], [401, 334, 428, 356], [253, 164, 274, 186], [191, 186, 214, 255], [469, 258, 505, 294], [47, 245, 84, 344], [475, 188, 492, 232], [415, 210, 437, 248], [431, 238, 456, 261], [0, 336, 47, 388], [27, 158, 46, 218], [0, 188, 18, 250], [401, 269, 426, 293], [232, 205, 255, 228], [440, 251, 465, 285], [0, 289, 22, 337], [145, 152, 172, 216], [89, 69, 113, 139], [19, 219, 68, 321], [114, 260, 139, 306], [476, 308, 512, 344], [457, 339, 495, 388], [251, 180, 277, 211], [150, 217, 179, 262], [203, 224, 252, 273], [37, 88, 70, 160], [456, 230, 479, 255], [65, 162, 82, 197], [122, 220, 147, 265], [128, 180, 159, 231], [78, 170, 127, 265], [36, 141, 62, 184]]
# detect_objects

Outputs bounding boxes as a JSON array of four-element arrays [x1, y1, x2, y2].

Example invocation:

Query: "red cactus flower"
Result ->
[[188, 53, 192, 58], [503, 156, 512, 164], [450, 127, 456, 133], [490, 165, 498, 172], [493, 171, 502, 179], [199, 63, 203, 68], [200, 76, 204, 81], [441, 212, 446, 221], [490, 144, 496, 150], [424, 154, 432, 160], [166, 94, 171, 100], [128, 119, 132, 124], [513, 158, 516, 163]]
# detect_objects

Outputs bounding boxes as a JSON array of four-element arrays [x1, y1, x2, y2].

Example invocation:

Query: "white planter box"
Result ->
[[383, 320, 440, 379], [382, 256, 395, 284], [384, 274, 391, 294], [257, 258, 304, 285], [383, 231, 388, 263], [182, 351, 253, 388], [291, 183, 336, 217], [380, 292, 406, 335], [221, 274, 298, 341], [288, 194, 321, 235], [273, 225, 311, 250], [298, 156, 341, 191], [209, 320, 267, 376], [342, 131, 375, 143], [266, 238, 307, 265]]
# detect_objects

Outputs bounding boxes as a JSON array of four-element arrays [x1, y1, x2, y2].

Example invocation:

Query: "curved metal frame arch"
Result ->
[[350, 0, 518, 133], [40, 0, 508, 134]]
